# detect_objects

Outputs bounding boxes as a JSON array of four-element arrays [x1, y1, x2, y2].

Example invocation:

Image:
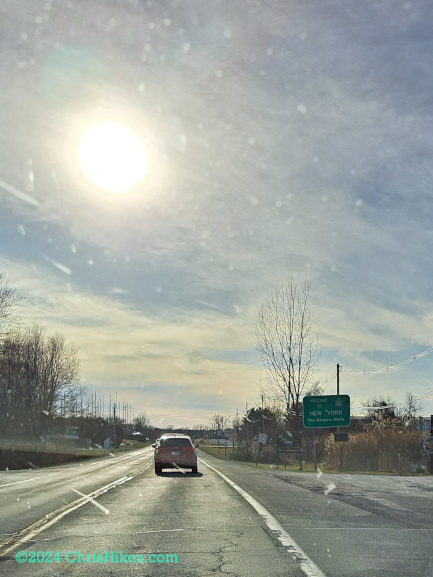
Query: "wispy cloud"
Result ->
[[1, 0, 433, 421]]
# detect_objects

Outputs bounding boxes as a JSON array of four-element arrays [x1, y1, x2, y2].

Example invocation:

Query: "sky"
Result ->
[[0, 0, 433, 427]]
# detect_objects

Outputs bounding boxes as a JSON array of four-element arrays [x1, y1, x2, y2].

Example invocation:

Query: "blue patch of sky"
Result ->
[[317, 347, 341, 367], [327, 242, 427, 319], [354, 345, 433, 372], [308, 0, 433, 116], [1, 211, 242, 316]]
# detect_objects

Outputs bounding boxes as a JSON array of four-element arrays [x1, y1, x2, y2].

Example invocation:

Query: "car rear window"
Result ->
[[160, 438, 192, 447]]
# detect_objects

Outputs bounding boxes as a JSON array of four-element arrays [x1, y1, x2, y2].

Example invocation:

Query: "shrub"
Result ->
[[323, 418, 428, 473]]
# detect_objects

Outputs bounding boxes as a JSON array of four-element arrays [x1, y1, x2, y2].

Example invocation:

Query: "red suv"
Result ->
[[153, 434, 198, 475]]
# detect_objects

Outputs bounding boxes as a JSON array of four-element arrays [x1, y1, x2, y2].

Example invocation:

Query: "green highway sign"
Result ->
[[303, 395, 350, 428]]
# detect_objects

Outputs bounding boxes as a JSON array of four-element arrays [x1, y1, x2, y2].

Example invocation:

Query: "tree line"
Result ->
[[0, 273, 82, 441]]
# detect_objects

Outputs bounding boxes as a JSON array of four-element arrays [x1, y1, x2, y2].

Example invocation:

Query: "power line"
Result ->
[[351, 390, 433, 411], [322, 371, 337, 392], [342, 345, 433, 376]]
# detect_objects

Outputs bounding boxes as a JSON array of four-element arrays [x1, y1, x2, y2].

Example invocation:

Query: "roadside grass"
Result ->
[[0, 439, 152, 470], [119, 439, 151, 451], [199, 445, 427, 475], [242, 461, 317, 472], [200, 445, 234, 460], [77, 439, 150, 458], [200, 445, 315, 471]]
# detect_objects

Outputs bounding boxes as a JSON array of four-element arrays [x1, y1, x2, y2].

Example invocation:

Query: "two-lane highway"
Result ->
[[0, 448, 307, 577], [1, 448, 432, 576]]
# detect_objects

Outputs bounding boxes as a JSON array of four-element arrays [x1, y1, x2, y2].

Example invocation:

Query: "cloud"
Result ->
[[0, 257, 260, 410], [1, 0, 433, 421]]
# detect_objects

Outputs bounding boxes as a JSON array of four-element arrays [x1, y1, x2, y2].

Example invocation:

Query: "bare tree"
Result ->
[[0, 324, 80, 439], [256, 280, 320, 420], [0, 272, 22, 337], [43, 329, 81, 416], [304, 380, 325, 397], [396, 392, 424, 421], [192, 424, 206, 430], [208, 413, 225, 431], [133, 413, 151, 431]]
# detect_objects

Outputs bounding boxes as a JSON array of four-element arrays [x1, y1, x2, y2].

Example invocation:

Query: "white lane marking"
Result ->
[[0, 478, 35, 489], [280, 527, 433, 531], [199, 459, 327, 577], [0, 475, 134, 556]]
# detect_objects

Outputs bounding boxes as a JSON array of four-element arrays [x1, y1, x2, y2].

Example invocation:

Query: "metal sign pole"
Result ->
[[337, 364, 342, 472], [313, 429, 317, 472], [430, 415, 433, 475]]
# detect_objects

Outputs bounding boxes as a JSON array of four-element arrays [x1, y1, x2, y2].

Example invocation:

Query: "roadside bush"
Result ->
[[231, 441, 281, 464], [230, 440, 254, 462], [323, 419, 428, 473], [302, 433, 326, 463]]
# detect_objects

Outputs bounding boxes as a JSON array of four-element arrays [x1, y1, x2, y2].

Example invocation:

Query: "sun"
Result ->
[[76, 122, 148, 194]]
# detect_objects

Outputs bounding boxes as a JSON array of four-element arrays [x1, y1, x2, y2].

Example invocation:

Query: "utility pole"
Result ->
[[337, 364, 342, 472], [261, 394, 265, 432], [113, 391, 118, 450], [113, 401, 116, 450], [430, 415, 433, 475], [337, 363, 340, 395]]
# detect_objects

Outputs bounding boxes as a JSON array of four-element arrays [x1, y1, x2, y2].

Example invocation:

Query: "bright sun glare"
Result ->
[[76, 122, 148, 194]]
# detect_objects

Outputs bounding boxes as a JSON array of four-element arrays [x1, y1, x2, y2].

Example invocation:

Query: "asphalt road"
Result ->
[[0, 448, 432, 577]]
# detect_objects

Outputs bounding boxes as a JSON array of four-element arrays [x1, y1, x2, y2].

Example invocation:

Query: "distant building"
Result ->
[[411, 418, 431, 434]]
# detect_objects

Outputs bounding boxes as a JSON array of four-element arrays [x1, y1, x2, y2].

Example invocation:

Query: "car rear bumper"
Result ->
[[155, 457, 197, 466], [156, 462, 197, 469]]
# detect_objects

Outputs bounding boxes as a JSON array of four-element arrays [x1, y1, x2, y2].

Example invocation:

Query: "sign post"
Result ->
[[303, 384, 350, 472], [217, 428, 222, 452], [258, 432, 268, 444], [428, 415, 433, 474], [255, 432, 267, 466], [303, 366, 350, 471]]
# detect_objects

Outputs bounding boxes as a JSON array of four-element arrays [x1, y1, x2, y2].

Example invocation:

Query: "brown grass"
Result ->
[[323, 427, 428, 474]]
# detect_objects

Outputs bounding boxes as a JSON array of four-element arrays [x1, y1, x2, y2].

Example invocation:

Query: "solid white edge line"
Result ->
[[199, 458, 327, 577]]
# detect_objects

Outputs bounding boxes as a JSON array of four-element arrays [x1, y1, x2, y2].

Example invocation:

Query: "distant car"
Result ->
[[152, 433, 198, 475]]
